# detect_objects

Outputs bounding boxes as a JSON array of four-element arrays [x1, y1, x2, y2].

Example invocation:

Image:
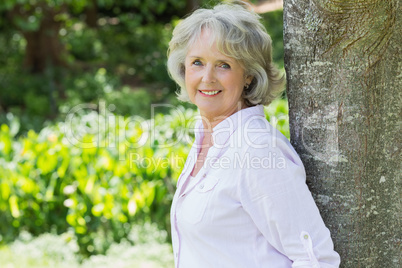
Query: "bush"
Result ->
[[0, 231, 79, 268], [0, 99, 289, 257], [0, 104, 195, 256], [0, 223, 174, 267], [260, 9, 285, 69], [264, 98, 289, 139]]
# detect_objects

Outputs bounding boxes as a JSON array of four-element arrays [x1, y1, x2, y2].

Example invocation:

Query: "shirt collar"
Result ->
[[194, 105, 265, 147]]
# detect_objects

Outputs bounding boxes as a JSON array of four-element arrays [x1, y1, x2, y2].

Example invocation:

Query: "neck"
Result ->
[[200, 102, 247, 130]]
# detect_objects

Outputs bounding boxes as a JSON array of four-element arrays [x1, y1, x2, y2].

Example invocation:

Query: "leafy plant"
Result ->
[[0, 223, 174, 267], [0, 99, 289, 257], [0, 104, 195, 256]]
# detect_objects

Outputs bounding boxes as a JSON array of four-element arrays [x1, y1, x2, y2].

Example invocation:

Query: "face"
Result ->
[[184, 30, 252, 122]]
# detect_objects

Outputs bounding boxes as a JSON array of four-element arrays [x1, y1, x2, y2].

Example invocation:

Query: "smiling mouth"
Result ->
[[199, 90, 222, 96]]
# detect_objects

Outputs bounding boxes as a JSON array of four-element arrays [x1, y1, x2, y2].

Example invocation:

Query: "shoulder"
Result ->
[[238, 117, 304, 169]]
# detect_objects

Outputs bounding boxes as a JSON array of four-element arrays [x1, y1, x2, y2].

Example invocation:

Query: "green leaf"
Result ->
[[0, 181, 11, 202], [9, 195, 20, 218]]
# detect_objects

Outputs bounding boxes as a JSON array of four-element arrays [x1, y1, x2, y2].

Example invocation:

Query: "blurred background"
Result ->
[[0, 0, 287, 267]]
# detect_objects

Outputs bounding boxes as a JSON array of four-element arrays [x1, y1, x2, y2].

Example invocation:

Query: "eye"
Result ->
[[220, 63, 231, 69], [192, 60, 203, 66]]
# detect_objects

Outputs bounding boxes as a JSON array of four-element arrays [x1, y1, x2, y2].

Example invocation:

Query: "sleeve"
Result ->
[[238, 134, 341, 268]]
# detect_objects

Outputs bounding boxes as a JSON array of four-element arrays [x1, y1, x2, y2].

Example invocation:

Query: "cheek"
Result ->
[[184, 69, 196, 84], [184, 75, 191, 89], [184, 73, 197, 97], [227, 78, 245, 95]]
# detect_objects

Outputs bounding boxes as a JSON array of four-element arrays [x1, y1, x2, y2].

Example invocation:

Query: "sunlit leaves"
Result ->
[[9, 195, 20, 218], [264, 98, 290, 139], [0, 106, 194, 253], [0, 99, 289, 254]]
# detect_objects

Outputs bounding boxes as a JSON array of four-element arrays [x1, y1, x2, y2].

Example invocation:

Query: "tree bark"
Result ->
[[85, 0, 98, 28], [10, 4, 67, 73], [186, 0, 201, 12], [284, 1, 400, 267]]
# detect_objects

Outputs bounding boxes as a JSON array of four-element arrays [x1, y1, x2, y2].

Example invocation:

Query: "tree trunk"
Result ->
[[23, 11, 66, 73], [10, 4, 67, 73], [283, 1, 400, 267], [186, 0, 201, 12], [85, 0, 98, 28]]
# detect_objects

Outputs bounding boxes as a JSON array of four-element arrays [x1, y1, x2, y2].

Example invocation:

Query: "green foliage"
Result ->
[[103, 87, 153, 118], [93, 19, 175, 85], [66, 26, 103, 62], [0, 99, 289, 257], [0, 105, 195, 256], [62, 68, 120, 104], [0, 231, 79, 267], [0, 0, 185, 123], [264, 98, 289, 139], [260, 9, 284, 69], [0, 0, 285, 124], [0, 224, 174, 267], [0, 0, 288, 260]]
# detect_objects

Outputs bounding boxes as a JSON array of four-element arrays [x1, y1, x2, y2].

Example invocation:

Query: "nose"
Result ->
[[202, 65, 216, 83]]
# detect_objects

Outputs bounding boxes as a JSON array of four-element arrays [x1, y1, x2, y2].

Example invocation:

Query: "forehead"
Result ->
[[188, 29, 215, 49], [187, 29, 231, 58]]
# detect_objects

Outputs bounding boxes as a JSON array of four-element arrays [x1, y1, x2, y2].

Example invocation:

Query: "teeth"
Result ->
[[201, 90, 220, 95]]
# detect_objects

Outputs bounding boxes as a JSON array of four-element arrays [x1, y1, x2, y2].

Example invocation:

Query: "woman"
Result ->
[[167, 2, 340, 267]]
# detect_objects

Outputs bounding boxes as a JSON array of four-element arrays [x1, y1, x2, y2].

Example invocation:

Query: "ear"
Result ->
[[245, 75, 254, 85]]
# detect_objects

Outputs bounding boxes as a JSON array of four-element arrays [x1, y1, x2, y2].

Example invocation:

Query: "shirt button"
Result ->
[[303, 234, 309, 240], [199, 184, 204, 189], [202, 174, 206, 178], [175, 253, 178, 258]]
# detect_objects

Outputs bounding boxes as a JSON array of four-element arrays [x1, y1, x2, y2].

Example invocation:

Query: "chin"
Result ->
[[197, 104, 219, 116]]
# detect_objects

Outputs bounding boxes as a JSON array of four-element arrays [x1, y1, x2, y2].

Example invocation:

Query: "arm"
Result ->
[[239, 135, 341, 267]]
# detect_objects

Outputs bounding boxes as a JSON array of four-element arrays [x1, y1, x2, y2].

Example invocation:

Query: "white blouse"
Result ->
[[170, 105, 340, 268]]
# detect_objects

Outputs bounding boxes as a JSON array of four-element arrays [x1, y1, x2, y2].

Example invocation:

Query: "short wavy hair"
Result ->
[[167, 2, 285, 106]]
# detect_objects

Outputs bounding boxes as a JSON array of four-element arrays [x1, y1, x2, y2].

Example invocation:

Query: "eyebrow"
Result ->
[[187, 55, 235, 64]]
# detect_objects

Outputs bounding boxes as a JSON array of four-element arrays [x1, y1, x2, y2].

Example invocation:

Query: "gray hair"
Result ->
[[167, 2, 285, 106]]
